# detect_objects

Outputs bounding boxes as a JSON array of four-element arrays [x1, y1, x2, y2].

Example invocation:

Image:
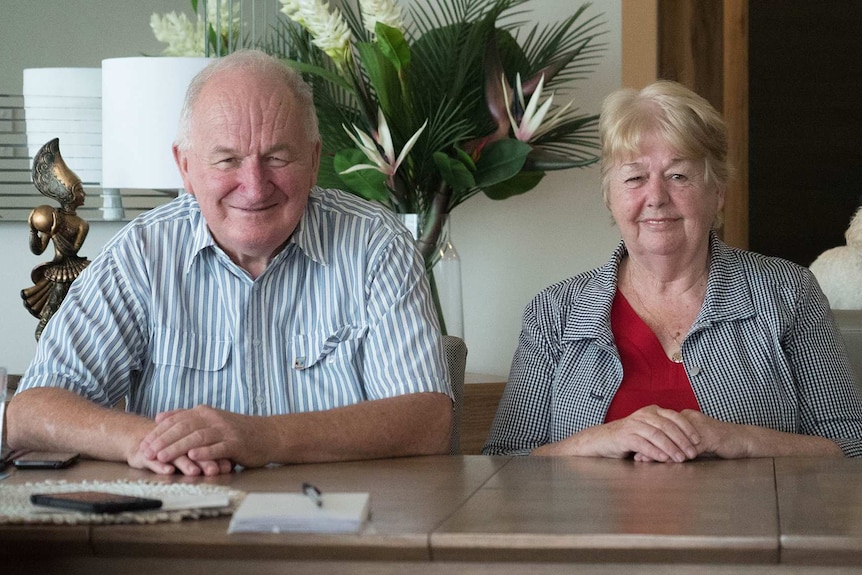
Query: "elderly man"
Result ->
[[8, 50, 452, 476]]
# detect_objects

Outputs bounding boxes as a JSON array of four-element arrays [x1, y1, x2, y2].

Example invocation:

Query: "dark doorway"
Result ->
[[749, 1, 862, 266]]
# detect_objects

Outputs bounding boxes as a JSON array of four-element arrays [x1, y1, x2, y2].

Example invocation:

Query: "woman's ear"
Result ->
[[715, 183, 726, 212]]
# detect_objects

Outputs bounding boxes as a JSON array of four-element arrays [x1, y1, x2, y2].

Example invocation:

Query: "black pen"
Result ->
[[302, 482, 323, 507]]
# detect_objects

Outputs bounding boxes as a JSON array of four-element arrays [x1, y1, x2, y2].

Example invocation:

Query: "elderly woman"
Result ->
[[484, 80, 862, 461]]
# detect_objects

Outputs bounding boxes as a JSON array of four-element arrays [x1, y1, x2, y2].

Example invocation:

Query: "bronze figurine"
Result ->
[[21, 138, 90, 340]]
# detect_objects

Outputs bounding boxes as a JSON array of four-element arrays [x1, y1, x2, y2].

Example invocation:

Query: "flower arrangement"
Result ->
[[273, 0, 606, 266]]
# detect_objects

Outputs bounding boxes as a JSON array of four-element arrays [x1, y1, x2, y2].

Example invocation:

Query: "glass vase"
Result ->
[[399, 213, 464, 337], [431, 216, 464, 338]]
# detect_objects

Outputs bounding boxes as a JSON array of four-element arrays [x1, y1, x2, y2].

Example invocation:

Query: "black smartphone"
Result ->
[[30, 491, 163, 514], [13, 451, 80, 469]]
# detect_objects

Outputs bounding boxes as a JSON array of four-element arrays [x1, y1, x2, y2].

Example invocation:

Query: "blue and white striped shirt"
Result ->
[[19, 187, 451, 417], [484, 234, 862, 457]]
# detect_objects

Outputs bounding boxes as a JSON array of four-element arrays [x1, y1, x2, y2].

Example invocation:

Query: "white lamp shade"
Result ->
[[24, 67, 101, 97], [101, 57, 211, 190]]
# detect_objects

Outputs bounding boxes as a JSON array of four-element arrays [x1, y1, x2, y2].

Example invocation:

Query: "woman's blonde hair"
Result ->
[[599, 81, 731, 207]]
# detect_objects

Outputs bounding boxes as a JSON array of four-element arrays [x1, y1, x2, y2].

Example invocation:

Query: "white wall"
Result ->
[[0, 0, 622, 377]]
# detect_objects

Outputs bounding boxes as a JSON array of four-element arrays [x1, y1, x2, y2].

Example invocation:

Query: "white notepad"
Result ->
[[227, 492, 370, 534]]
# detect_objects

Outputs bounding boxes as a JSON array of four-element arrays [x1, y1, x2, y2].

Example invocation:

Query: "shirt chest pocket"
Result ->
[[290, 325, 365, 371], [151, 328, 231, 371]]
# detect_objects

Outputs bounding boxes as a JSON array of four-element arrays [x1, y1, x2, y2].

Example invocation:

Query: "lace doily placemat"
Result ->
[[0, 479, 245, 525]]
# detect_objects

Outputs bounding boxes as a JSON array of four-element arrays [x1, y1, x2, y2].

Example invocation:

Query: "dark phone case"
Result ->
[[30, 492, 163, 513], [13, 452, 80, 469]]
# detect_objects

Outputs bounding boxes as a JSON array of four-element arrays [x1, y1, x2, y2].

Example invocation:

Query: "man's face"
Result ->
[[174, 68, 320, 276]]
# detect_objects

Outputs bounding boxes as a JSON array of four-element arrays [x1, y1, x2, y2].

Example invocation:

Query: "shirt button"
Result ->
[[255, 396, 265, 406], [689, 366, 702, 376]]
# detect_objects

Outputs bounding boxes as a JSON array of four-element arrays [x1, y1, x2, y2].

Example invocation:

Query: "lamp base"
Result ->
[[100, 187, 125, 220]]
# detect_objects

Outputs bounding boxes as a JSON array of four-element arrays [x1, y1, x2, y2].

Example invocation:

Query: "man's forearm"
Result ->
[[25, 388, 453, 470], [260, 392, 453, 465], [7, 387, 153, 462]]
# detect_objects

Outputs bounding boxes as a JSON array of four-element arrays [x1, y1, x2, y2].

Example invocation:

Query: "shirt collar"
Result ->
[[699, 231, 757, 323], [560, 231, 756, 343], [287, 186, 328, 266], [560, 240, 625, 343], [184, 195, 216, 275]]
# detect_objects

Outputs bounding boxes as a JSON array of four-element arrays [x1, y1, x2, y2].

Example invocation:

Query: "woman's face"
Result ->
[[605, 132, 724, 261]]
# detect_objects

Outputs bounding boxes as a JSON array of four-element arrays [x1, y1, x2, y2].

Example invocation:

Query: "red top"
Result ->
[[604, 290, 701, 422]]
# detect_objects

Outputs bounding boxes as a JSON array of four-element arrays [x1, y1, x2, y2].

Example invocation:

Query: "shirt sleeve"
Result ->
[[359, 227, 452, 401], [483, 291, 560, 456], [16, 248, 148, 408], [787, 270, 862, 457]]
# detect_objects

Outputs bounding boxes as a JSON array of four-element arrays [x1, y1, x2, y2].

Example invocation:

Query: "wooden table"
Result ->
[[3, 455, 862, 574], [775, 456, 862, 566], [432, 456, 778, 564], [1, 455, 509, 573]]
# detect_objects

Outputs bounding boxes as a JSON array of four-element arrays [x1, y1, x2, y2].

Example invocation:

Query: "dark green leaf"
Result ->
[[506, 5, 608, 90], [482, 170, 545, 200], [207, 25, 219, 55], [525, 148, 598, 171], [376, 23, 411, 71], [280, 58, 353, 91], [454, 144, 477, 171], [474, 138, 532, 187], [333, 148, 390, 203], [433, 152, 475, 192], [355, 41, 403, 119], [316, 155, 345, 190]]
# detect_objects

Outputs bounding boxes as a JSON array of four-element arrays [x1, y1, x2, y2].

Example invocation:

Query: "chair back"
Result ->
[[442, 335, 467, 454]]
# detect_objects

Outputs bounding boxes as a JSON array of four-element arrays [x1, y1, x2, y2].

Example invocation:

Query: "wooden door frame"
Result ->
[[621, 0, 749, 249]]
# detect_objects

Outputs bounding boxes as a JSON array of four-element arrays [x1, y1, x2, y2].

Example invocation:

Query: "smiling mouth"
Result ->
[[234, 204, 277, 213], [641, 217, 679, 225]]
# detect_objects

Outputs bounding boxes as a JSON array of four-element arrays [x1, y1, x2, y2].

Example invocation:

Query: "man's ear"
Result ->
[[173, 144, 193, 195]]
